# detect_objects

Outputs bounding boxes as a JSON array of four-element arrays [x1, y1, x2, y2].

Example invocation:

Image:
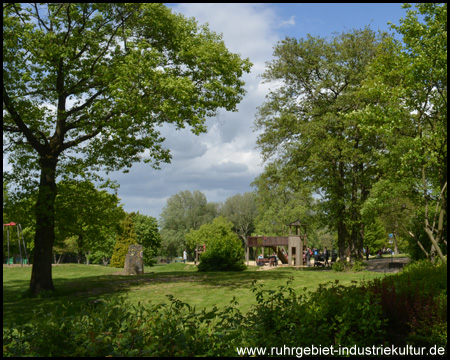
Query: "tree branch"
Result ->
[[3, 84, 47, 154]]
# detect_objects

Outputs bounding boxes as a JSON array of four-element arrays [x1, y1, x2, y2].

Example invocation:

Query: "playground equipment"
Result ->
[[247, 219, 307, 267], [3, 222, 29, 266]]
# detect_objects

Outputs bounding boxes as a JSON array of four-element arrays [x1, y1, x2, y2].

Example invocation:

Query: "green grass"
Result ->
[[3, 263, 385, 325]]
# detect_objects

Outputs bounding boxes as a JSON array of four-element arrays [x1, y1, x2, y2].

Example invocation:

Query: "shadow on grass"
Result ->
[[3, 264, 359, 325], [3, 266, 294, 324]]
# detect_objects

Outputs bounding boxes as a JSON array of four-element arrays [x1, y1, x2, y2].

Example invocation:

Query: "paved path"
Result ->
[[364, 257, 410, 273], [253, 257, 411, 273]]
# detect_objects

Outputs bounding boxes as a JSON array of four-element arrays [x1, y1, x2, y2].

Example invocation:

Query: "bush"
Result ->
[[332, 260, 351, 272], [332, 259, 365, 272], [4, 259, 446, 356], [110, 215, 137, 268], [193, 217, 247, 272], [360, 259, 447, 347], [3, 280, 386, 356], [3, 295, 244, 357], [244, 279, 386, 348]]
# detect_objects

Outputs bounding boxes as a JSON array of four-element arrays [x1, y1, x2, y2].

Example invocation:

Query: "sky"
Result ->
[[27, 3, 410, 220]]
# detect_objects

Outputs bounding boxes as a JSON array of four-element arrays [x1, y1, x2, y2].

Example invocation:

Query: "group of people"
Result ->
[[304, 247, 330, 267], [257, 252, 278, 266]]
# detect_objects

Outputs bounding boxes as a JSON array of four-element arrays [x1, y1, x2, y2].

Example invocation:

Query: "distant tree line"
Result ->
[[3, 181, 160, 267]]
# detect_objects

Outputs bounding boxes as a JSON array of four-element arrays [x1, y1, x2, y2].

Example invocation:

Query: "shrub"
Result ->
[[242, 278, 386, 349], [333, 259, 366, 272], [360, 259, 447, 347], [3, 259, 446, 356], [194, 217, 247, 272], [3, 295, 244, 357], [110, 214, 137, 268], [332, 260, 350, 272]]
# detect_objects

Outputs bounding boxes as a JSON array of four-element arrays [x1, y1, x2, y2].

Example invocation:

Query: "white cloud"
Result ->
[[280, 15, 296, 26], [104, 4, 288, 218]]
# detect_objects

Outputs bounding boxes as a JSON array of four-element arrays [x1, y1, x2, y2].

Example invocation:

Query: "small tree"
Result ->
[[110, 214, 137, 268], [364, 218, 387, 254], [187, 217, 246, 271], [131, 212, 161, 266]]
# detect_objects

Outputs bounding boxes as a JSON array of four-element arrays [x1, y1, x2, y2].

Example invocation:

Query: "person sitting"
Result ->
[[257, 253, 264, 266], [269, 252, 278, 266]]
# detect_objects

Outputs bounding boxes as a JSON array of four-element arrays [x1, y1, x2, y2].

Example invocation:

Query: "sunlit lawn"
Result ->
[[3, 262, 386, 325]]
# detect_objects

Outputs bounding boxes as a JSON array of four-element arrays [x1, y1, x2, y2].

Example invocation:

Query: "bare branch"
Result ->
[[32, 3, 50, 32], [65, 89, 104, 119]]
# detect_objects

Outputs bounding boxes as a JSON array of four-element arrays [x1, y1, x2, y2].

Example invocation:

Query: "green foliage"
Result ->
[[361, 259, 447, 347], [109, 215, 138, 268], [3, 259, 446, 356], [130, 212, 161, 266], [3, 2, 251, 293], [3, 3, 252, 183], [332, 259, 366, 272], [159, 190, 218, 257], [252, 161, 315, 237], [221, 192, 257, 244], [405, 212, 447, 261], [253, 28, 389, 258], [364, 218, 387, 251], [188, 217, 246, 272], [359, 3, 447, 261], [55, 180, 125, 262], [3, 185, 37, 259]]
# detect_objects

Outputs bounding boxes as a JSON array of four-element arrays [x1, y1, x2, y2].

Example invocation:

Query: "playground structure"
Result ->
[[3, 222, 29, 266], [246, 220, 307, 267]]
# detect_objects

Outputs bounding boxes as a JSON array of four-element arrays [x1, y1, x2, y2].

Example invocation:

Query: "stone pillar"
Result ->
[[124, 244, 144, 275]]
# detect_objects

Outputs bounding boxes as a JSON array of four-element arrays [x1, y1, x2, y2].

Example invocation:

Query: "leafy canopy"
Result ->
[[3, 3, 252, 186]]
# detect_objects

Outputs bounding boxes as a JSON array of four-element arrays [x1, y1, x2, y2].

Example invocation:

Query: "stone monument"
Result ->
[[124, 244, 144, 275]]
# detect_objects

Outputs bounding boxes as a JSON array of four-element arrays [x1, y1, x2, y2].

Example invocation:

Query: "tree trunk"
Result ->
[[77, 234, 84, 264], [29, 156, 58, 295], [422, 167, 446, 262], [392, 232, 399, 254], [337, 160, 348, 260]]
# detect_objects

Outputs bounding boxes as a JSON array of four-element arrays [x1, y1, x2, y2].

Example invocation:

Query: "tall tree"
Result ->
[[159, 190, 218, 257], [254, 28, 386, 259], [3, 3, 251, 294], [130, 212, 161, 266], [251, 161, 315, 237], [55, 180, 124, 264], [359, 3, 447, 260], [221, 192, 258, 246]]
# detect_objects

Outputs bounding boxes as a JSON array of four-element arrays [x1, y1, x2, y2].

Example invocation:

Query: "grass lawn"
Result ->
[[3, 263, 386, 325]]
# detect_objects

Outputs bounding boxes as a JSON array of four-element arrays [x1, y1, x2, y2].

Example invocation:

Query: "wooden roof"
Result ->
[[288, 219, 303, 226]]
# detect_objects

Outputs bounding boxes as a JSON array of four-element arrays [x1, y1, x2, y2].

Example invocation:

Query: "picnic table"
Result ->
[[256, 257, 278, 266]]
